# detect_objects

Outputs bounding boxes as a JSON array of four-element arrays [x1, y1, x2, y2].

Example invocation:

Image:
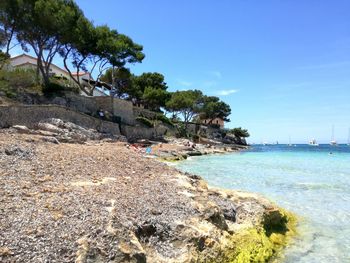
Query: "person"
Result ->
[[98, 109, 105, 120], [132, 97, 137, 106]]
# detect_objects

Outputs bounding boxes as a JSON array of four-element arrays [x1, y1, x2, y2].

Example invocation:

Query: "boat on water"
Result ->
[[330, 125, 337, 146], [347, 128, 350, 146], [309, 139, 319, 146], [288, 136, 293, 146]]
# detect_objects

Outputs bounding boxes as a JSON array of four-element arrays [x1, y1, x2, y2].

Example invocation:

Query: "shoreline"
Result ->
[[133, 137, 249, 162], [0, 130, 296, 262]]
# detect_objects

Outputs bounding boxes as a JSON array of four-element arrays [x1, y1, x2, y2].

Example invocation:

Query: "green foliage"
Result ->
[[175, 122, 188, 138], [100, 67, 131, 86], [199, 95, 231, 123], [136, 116, 154, 128], [230, 127, 250, 138], [1, 68, 37, 88], [125, 72, 168, 100], [1, 0, 144, 91], [166, 90, 203, 125], [0, 68, 38, 98], [142, 87, 170, 111], [42, 81, 66, 96], [43, 78, 79, 96], [9, 0, 83, 85], [156, 114, 174, 127], [0, 51, 10, 68]]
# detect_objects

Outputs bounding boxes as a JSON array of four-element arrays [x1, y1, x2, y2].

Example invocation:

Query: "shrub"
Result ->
[[0, 68, 38, 97], [136, 116, 154, 127], [42, 81, 66, 96], [43, 78, 80, 97], [192, 134, 200, 143], [156, 114, 174, 127], [7, 68, 37, 89], [175, 123, 187, 138]]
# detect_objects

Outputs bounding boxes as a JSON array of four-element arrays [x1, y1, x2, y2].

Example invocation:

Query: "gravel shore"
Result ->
[[0, 130, 295, 262]]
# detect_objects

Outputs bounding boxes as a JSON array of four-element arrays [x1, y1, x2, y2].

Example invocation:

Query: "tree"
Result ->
[[130, 72, 168, 100], [0, 0, 21, 55], [230, 127, 250, 138], [165, 89, 203, 131], [199, 95, 231, 124], [12, 0, 82, 86], [62, 13, 97, 93], [64, 25, 144, 95], [100, 67, 132, 98], [142, 87, 170, 111]]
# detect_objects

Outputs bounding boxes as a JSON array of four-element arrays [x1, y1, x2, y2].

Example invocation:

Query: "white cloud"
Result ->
[[216, 89, 238, 96]]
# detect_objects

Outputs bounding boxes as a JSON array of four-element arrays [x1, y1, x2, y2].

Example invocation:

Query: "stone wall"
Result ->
[[121, 124, 169, 142], [113, 99, 135, 125], [133, 107, 158, 120], [17, 92, 163, 127], [0, 105, 120, 135], [56, 94, 136, 125]]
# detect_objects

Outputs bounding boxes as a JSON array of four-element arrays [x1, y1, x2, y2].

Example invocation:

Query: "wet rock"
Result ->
[[209, 194, 237, 222]]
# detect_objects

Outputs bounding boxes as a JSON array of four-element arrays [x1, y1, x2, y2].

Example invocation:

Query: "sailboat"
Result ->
[[288, 136, 292, 146], [330, 125, 337, 146], [347, 128, 350, 146]]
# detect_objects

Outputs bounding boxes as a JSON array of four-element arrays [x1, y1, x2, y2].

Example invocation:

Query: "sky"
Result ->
[[11, 0, 350, 143]]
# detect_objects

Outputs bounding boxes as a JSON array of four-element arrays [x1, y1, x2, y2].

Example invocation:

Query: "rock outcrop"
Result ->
[[11, 118, 126, 144], [0, 131, 295, 263]]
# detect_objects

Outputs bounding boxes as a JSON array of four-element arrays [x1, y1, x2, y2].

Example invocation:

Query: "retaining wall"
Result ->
[[0, 105, 120, 135]]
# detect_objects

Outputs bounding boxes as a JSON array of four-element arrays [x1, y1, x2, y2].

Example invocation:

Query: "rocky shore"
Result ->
[[131, 138, 249, 162], [0, 129, 296, 263]]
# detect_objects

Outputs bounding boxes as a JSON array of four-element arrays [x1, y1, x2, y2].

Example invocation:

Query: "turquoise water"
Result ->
[[176, 144, 350, 262]]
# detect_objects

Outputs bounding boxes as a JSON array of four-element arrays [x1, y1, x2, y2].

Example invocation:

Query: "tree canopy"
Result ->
[[199, 95, 231, 123], [166, 89, 203, 128], [230, 127, 250, 138], [0, 0, 145, 91], [0, 0, 236, 137]]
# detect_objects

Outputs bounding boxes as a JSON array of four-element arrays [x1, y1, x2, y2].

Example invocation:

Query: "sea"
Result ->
[[176, 144, 350, 263]]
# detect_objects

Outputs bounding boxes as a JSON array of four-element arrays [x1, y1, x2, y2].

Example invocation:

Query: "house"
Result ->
[[202, 117, 225, 129], [10, 54, 71, 80], [9, 54, 108, 97]]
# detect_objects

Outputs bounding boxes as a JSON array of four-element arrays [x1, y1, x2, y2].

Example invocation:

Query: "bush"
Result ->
[[7, 68, 37, 88], [175, 123, 187, 138], [0, 68, 38, 98], [42, 81, 66, 96], [43, 78, 80, 97], [192, 134, 200, 143], [156, 114, 174, 127], [136, 116, 154, 127]]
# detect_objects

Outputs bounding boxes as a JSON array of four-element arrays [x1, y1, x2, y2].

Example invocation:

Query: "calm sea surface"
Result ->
[[176, 144, 350, 263]]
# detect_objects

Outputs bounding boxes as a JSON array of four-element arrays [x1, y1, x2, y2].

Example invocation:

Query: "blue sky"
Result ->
[[12, 0, 350, 143]]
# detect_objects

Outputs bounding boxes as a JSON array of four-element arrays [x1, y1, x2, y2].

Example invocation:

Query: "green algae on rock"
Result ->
[[194, 198, 297, 263]]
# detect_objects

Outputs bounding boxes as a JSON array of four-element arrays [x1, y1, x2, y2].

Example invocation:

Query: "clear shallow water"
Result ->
[[176, 144, 350, 262]]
